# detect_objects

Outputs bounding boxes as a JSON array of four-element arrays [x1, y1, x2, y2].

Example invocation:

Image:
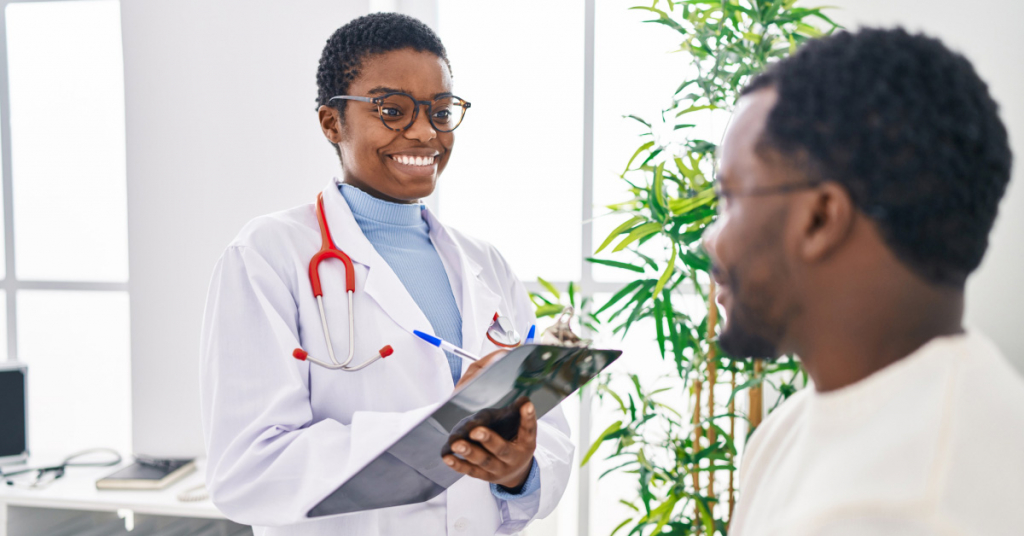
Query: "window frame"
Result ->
[[0, 0, 130, 364]]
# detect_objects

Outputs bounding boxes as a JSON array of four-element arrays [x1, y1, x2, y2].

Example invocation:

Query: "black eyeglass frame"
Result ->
[[328, 92, 471, 133], [713, 180, 823, 200]]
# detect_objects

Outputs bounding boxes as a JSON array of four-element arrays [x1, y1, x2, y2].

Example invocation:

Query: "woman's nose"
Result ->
[[404, 104, 437, 143]]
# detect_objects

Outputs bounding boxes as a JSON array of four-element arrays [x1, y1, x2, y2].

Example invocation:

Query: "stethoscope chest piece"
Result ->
[[486, 313, 521, 348]]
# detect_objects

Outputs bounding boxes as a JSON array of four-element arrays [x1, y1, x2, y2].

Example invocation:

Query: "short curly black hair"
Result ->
[[742, 27, 1012, 287], [316, 12, 450, 114]]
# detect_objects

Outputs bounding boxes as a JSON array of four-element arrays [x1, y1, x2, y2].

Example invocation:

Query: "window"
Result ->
[[3, 0, 131, 455], [436, 1, 712, 534]]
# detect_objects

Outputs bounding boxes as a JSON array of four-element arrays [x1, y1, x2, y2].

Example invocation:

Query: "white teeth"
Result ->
[[393, 155, 435, 166]]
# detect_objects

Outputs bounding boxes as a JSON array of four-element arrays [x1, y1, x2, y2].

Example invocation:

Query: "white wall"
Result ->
[[121, 0, 368, 457], [826, 0, 1024, 371]]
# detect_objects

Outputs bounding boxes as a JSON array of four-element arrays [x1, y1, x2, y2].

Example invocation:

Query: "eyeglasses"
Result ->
[[329, 92, 471, 132], [714, 181, 822, 211], [1, 448, 122, 490]]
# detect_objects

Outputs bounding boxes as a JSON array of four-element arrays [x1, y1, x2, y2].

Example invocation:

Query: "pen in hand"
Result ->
[[413, 330, 481, 362]]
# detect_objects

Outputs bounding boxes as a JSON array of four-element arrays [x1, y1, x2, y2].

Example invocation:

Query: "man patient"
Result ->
[[702, 27, 1023, 535]]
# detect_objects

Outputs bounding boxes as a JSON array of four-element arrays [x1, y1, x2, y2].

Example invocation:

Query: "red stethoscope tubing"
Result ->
[[291, 193, 393, 370]]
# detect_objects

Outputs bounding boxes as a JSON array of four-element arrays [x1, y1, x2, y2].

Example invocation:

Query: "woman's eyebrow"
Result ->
[[366, 86, 405, 95]]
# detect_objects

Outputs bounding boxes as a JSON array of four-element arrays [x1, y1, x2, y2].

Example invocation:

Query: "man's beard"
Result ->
[[716, 266, 786, 360]]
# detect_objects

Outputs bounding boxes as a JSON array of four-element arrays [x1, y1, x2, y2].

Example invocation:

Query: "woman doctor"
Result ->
[[199, 12, 574, 536]]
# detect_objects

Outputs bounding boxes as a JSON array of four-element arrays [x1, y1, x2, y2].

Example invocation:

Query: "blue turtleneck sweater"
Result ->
[[339, 184, 464, 384], [339, 183, 540, 501]]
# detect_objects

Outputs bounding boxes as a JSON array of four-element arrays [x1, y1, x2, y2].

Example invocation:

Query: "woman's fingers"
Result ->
[[450, 440, 499, 470], [454, 349, 507, 389], [470, 426, 514, 461], [517, 401, 538, 451], [443, 454, 490, 480]]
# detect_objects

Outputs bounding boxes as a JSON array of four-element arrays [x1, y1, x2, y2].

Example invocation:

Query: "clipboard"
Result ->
[[307, 344, 622, 517]]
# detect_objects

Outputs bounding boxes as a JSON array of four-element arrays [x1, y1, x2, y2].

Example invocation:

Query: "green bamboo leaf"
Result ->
[[653, 161, 667, 210], [618, 500, 640, 513], [652, 243, 677, 297], [610, 517, 634, 536], [653, 299, 666, 358], [796, 21, 824, 38], [596, 280, 644, 314], [596, 216, 645, 254], [726, 375, 765, 407], [535, 304, 564, 318], [586, 257, 646, 273], [537, 277, 560, 299], [695, 496, 715, 535], [624, 114, 651, 128], [581, 421, 623, 466], [599, 384, 628, 414], [674, 103, 716, 117], [668, 188, 716, 215], [613, 222, 663, 253], [622, 141, 656, 176]]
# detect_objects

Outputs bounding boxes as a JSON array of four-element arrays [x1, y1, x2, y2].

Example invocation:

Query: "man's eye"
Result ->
[[381, 107, 403, 117], [433, 110, 451, 120]]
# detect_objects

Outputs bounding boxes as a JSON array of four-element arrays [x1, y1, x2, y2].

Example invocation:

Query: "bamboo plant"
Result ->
[[576, 2, 838, 535]]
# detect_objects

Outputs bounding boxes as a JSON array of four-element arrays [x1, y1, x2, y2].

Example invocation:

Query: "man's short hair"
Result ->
[[743, 28, 1012, 286]]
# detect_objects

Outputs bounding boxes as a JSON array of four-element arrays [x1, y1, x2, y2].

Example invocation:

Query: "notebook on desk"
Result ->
[[96, 458, 196, 490]]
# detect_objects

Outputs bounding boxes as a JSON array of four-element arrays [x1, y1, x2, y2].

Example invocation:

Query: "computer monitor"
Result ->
[[0, 362, 27, 464]]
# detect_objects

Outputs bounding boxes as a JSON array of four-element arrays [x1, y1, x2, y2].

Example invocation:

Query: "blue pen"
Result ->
[[525, 324, 536, 344], [413, 330, 480, 362]]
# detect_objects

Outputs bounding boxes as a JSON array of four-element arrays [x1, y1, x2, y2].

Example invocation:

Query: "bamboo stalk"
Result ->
[[749, 360, 764, 429], [692, 375, 702, 533], [728, 368, 736, 521], [705, 281, 718, 501]]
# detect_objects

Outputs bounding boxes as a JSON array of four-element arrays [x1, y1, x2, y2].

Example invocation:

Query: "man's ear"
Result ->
[[318, 105, 343, 144], [797, 182, 855, 262]]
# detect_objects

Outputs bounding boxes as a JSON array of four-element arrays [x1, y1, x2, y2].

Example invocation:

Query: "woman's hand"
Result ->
[[454, 349, 506, 390], [442, 399, 538, 490]]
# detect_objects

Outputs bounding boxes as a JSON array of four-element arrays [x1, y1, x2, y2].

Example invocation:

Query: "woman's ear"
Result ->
[[318, 105, 343, 144]]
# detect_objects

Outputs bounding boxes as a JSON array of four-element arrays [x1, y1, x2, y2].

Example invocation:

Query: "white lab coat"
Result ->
[[199, 178, 574, 535]]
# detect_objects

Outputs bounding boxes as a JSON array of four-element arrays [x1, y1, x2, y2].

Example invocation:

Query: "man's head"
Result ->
[[703, 28, 1012, 359]]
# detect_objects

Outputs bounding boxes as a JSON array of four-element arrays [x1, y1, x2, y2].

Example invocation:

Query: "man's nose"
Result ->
[[701, 219, 721, 261]]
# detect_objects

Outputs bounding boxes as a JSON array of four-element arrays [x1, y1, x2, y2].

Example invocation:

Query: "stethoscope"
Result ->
[[292, 192, 521, 371]]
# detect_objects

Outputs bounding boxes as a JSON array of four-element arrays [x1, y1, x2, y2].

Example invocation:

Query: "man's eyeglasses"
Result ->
[[714, 181, 822, 211], [329, 92, 471, 133]]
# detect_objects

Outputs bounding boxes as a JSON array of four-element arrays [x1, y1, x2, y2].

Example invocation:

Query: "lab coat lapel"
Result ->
[[319, 180, 434, 339], [423, 207, 502, 362]]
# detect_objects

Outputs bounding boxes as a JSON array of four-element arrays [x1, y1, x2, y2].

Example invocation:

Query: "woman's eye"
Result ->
[[381, 106, 403, 117], [433, 110, 451, 120]]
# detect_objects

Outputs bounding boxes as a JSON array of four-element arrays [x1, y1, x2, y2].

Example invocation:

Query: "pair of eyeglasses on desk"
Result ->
[[1, 448, 121, 490]]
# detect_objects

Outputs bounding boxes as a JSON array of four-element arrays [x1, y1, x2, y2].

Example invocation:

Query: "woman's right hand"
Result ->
[[454, 349, 508, 390]]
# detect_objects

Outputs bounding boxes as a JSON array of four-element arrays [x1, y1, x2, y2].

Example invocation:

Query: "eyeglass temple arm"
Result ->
[[328, 95, 375, 104]]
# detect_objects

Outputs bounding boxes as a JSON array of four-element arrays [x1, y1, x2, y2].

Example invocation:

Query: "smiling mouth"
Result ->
[[389, 154, 438, 167]]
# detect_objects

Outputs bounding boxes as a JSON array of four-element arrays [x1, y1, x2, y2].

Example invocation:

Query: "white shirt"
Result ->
[[199, 179, 574, 535], [731, 331, 1024, 536]]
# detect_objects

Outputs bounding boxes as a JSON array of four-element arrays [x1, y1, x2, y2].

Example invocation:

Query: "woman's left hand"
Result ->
[[442, 400, 537, 490]]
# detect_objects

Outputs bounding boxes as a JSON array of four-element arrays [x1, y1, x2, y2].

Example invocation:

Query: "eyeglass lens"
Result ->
[[377, 94, 467, 132]]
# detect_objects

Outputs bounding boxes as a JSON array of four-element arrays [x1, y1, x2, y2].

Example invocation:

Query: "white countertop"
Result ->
[[0, 455, 226, 519]]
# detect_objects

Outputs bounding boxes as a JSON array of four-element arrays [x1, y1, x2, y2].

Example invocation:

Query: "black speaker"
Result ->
[[0, 362, 27, 462]]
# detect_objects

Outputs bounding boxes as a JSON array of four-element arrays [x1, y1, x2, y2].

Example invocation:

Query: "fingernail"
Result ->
[[472, 430, 487, 441], [455, 443, 468, 454], [443, 457, 454, 466], [525, 403, 535, 415]]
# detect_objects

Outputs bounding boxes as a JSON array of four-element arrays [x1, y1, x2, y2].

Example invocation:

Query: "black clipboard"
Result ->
[[307, 344, 622, 517]]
